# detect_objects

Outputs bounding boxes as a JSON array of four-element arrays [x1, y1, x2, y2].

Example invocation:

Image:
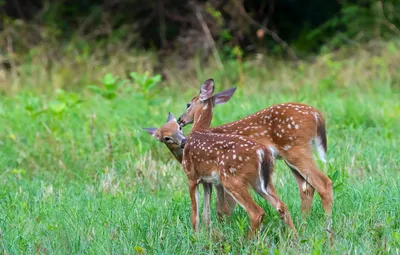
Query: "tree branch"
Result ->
[[232, 0, 298, 60], [191, 2, 224, 70]]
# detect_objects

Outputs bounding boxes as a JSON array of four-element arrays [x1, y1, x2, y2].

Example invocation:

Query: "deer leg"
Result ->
[[284, 149, 333, 240], [285, 156, 333, 216], [202, 182, 212, 227], [189, 181, 200, 231], [225, 189, 237, 212], [287, 163, 315, 216], [222, 182, 265, 239], [215, 184, 229, 219], [215, 184, 236, 219], [254, 180, 298, 236]]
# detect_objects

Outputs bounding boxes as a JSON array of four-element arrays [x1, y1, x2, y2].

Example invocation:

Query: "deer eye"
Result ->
[[164, 137, 172, 142], [186, 103, 191, 108]]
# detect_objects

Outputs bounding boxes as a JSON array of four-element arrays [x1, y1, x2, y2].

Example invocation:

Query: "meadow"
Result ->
[[0, 40, 400, 254]]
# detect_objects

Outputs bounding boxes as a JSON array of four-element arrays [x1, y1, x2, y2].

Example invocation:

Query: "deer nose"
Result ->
[[177, 117, 183, 126], [180, 138, 186, 148]]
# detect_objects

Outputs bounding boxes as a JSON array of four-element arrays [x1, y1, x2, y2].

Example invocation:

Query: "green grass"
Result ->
[[1, 42, 400, 254]]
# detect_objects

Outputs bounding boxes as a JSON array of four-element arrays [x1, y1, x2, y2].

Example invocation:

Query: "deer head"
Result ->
[[177, 79, 236, 128], [144, 113, 186, 162]]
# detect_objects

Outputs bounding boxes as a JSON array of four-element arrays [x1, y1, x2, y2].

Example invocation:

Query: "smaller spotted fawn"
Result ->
[[180, 79, 297, 238], [144, 113, 236, 223]]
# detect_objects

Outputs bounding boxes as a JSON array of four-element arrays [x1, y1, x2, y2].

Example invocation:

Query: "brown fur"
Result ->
[[178, 79, 333, 241], [178, 88, 333, 221], [181, 79, 297, 238], [144, 115, 236, 222]]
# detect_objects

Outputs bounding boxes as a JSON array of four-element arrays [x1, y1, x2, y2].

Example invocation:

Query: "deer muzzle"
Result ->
[[177, 116, 193, 127], [180, 138, 187, 148]]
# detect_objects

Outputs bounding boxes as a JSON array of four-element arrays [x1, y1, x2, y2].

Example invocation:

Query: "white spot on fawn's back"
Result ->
[[282, 145, 292, 151]]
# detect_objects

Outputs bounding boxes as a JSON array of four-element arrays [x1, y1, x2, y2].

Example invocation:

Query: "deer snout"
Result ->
[[178, 116, 193, 127], [177, 117, 184, 126], [180, 138, 187, 148]]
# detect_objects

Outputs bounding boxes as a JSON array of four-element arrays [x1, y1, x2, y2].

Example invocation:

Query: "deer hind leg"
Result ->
[[254, 180, 298, 236], [287, 163, 315, 216], [224, 189, 237, 212], [283, 148, 333, 237], [284, 152, 333, 216], [202, 182, 212, 227], [215, 184, 236, 219], [222, 181, 265, 239]]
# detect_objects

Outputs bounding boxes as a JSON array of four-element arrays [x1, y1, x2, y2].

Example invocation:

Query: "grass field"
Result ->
[[0, 41, 400, 254]]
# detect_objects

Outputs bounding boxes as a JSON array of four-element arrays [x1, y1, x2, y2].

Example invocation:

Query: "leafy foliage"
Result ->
[[88, 73, 127, 100], [21, 89, 82, 118], [129, 71, 162, 104], [308, 0, 400, 50], [87, 71, 162, 104], [2, 0, 399, 59]]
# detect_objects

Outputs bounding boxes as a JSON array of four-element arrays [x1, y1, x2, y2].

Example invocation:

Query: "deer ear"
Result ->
[[199, 79, 215, 101], [167, 112, 176, 123], [144, 127, 158, 137], [212, 87, 237, 105]]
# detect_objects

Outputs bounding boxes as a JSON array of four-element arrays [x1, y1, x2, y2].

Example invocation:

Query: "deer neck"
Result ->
[[167, 146, 183, 163], [192, 101, 213, 130]]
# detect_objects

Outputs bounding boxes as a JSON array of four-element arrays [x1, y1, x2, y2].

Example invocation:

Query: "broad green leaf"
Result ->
[[103, 73, 116, 86], [104, 82, 116, 90], [129, 72, 141, 82], [49, 101, 66, 114]]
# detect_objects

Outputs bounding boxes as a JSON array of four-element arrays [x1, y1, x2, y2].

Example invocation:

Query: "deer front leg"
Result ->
[[189, 181, 200, 231], [202, 182, 212, 227]]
